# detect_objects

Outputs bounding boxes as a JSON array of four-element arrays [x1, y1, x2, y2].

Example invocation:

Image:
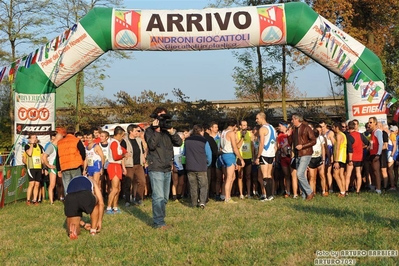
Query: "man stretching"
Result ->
[[65, 175, 104, 240]]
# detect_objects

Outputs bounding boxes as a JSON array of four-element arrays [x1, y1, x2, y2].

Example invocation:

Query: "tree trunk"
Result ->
[[75, 71, 83, 132], [282, 45, 287, 120]]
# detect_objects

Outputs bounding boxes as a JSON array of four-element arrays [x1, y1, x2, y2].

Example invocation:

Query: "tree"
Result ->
[[172, 88, 224, 128], [56, 95, 113, 129], [0, 83, 12, 150], [105, 90, 172, 123], [0, 0, 51, 142], [232, 47, 305, 104]]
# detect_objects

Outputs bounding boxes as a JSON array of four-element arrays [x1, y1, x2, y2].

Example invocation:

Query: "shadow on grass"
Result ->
[[120, 201, 153, 227], [290, 203, 399, 229], [119, 197, 197, 228]]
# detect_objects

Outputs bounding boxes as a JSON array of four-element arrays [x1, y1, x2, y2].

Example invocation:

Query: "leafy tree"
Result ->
[[172, 88, 224, 128], [105, 90, 173, 123], [56, 94, 113, 129], [382, 24, 399, 98], [0, 83, 12, 150], [232, 47, 306, 107]]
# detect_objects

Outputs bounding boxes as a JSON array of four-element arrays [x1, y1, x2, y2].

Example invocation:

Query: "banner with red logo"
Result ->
[[14, 93, 55, 165]]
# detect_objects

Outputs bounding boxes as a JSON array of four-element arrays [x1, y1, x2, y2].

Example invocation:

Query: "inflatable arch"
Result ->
[[6, 2, 391, 165]]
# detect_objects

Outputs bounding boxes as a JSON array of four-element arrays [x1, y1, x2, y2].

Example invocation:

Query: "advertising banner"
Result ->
[[346, 80, 387, 130], [14, 92, 55, 165], [112, 5, 287, 51], [3, 167, 17, 204]]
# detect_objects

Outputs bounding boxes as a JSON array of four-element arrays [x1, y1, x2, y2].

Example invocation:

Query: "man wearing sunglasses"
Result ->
[[121, 124, 146, 206]]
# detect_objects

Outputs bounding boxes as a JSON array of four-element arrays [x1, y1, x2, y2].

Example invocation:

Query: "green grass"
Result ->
[[1, 192, 399, 265]]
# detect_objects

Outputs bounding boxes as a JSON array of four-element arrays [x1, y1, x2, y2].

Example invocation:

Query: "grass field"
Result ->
[[0, 191, 398, 266]]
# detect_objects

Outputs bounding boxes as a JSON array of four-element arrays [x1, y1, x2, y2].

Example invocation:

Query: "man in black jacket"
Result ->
[[185, 125, 212, 208], [145, 107, 182, 229], [204, 123, 219, 199]]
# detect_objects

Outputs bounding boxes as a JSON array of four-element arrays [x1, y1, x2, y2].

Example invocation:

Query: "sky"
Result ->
[[94, 0, 339, 102]]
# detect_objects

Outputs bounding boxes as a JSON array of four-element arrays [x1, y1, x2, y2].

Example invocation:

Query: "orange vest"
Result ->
[[58, 134, 83, 170]]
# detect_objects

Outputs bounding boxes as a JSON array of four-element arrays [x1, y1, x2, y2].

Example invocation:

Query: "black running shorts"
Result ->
[[64, 190, 96, 217]]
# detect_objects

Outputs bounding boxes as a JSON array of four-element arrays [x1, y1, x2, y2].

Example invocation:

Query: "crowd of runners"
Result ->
[[21, 109, 397, 238]]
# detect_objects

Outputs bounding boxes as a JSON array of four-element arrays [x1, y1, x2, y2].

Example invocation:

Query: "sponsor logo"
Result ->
[[4, 177, 12, 189], [16, 123, 52, 135], [146, 11, 252, 32], [352, 104, 386, 116], [17, 176, 26, 187], [17, 107, 50, 121]]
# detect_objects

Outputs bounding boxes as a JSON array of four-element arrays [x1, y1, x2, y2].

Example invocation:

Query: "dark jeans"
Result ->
[[187, 171, 208, 207]]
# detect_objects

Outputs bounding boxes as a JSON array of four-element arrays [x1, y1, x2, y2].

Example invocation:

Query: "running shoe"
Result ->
[[259, 195, 267, 201], [224, 198, 237, 204]]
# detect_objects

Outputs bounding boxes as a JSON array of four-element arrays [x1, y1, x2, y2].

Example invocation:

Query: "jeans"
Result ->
[[296, 156, 313, 197], [187, 171, 208, 207], [149, 171, 171, 227], [62, 167, 82, 194]]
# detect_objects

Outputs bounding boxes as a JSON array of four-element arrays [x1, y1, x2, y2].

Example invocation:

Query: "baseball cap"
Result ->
[[56, 127, 67, 136], [390, 125, 398, 132]]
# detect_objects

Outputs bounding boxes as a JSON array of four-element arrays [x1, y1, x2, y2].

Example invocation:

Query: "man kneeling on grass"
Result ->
[[64, 175, 104, 240]]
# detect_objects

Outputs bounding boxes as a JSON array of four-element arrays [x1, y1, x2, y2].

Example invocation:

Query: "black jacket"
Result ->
[[204, 132, 218, 167], [145, 127, 182, 172]]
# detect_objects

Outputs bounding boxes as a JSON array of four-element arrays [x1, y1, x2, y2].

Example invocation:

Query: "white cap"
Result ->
[[390, 125, 398, 131]]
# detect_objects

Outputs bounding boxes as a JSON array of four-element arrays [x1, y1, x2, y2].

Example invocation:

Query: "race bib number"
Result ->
[[33, 156, 41, 168], [88, 158, 94, 167], [242, 143, 249, 152]]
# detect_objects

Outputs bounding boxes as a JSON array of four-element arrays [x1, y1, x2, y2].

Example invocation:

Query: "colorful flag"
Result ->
[[378, 91, 389, 110], [321, 23, 330, 42], [45, 42, 50, 59], [332, 44, 339, 58], [343, 65, 353, 80], [8, 60, 20, 82], [352, 70, 362, 86], [363, 80, 376, 98], [38, 46, 44, 62], [30, 49, 39, 65], [64, 29, 71, 41], [0, 67, 6, 82], [338, 54, 347, 68], [340, 59, 351, 75], [387, 98, 398, 108], [393, 107, 399, 122], [335, 48, 344, 64], [353, 71, 369, 90], [71, 24, 78, 32], [24, 53, 32, 68]]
